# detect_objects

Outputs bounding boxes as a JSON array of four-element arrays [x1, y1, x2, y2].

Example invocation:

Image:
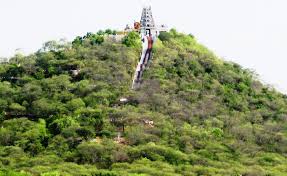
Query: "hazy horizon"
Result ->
[[1, 0, 287, 93]]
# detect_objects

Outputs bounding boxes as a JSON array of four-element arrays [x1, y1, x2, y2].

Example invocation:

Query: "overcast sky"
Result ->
[[0, 0, 286, 93]]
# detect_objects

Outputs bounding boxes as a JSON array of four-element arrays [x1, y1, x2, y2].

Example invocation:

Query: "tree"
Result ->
[[49, 115, 78, 135], [158, 32, 172, 42], [72, 36, 83, 47], [67, 98, 86, 111], [97, 30, 105, 36], [105, 29, 113, 35], [0, 118, 47, 155], [122, 31, 141, 48], [75, 108, 105, 132], [90, 34, 104, 45], [8, 103, 26, 115], [32, 98, 60, 117]]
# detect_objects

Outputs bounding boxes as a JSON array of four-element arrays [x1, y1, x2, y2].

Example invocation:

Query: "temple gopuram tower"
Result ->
[[140, 6, 157, 36]]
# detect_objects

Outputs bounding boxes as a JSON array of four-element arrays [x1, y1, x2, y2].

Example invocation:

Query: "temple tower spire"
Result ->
[[140, 6, 157, 36]]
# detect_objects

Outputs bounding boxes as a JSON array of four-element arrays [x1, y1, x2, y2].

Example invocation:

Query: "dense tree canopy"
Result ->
[[0, 29, 287, 176]]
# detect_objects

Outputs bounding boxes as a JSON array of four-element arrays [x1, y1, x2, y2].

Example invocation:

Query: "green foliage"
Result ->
[[72, 29, 118, 48], [72, 32, 104, 47], [158, 32, 172, 42], [0, 170, 31, 176], [122, 32, 141, 49], [0, 118, 47, 155], [0, 29, 287, 175]]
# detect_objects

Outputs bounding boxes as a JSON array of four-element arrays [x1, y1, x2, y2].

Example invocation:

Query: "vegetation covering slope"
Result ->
[[0, 29, 287, 176]]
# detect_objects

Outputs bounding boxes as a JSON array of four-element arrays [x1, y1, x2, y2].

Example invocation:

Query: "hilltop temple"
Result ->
[[131, 5, 167, 89], [125, 5, 167, 36]]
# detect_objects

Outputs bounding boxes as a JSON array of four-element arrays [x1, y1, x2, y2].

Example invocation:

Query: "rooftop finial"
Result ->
[[141, 0, 151, 8]]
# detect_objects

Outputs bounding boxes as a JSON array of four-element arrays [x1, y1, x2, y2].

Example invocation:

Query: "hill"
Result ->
[[0, 29, 287, 176]]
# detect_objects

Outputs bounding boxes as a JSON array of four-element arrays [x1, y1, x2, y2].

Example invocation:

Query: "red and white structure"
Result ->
[[132, 5, 167, 89]]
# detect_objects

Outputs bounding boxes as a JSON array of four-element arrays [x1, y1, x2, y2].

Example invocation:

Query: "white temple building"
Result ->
[[140, 5, 167, 36]]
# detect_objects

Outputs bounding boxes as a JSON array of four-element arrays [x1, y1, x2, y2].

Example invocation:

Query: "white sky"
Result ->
[[0, 0, 287, 93]]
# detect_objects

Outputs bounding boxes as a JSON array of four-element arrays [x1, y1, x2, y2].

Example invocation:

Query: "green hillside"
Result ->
[[0, 29, 287, 176]]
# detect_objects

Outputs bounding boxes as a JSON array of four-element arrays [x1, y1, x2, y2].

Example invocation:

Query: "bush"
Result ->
[[158, 32, 172, 42], [129, 143, 188, 165], [122, 32, 141, 48]]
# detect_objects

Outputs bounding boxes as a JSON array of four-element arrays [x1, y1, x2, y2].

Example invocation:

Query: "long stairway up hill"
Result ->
[[132, 5, 166, 89]]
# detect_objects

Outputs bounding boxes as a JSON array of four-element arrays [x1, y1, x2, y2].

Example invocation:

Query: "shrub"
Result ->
[[122, 32, 141, 48], [158, 32, 172, 42]]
